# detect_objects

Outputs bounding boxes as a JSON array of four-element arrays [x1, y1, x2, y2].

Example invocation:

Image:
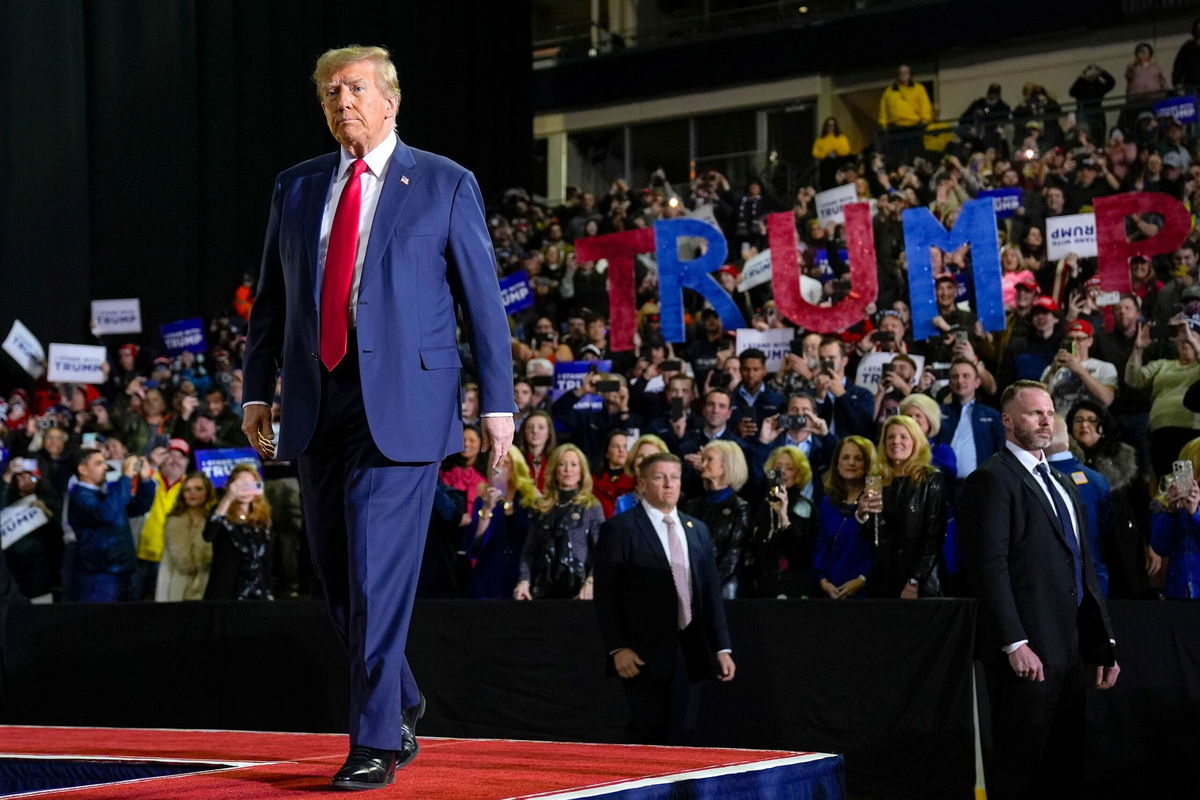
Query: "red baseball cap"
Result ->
[[935, 272, 957, 286], [716, 265, 739, 279], [1032, 296, 1059, 313], [167, 438, 192, 456], [1066, 319, 1093, 336], [1016, 279, 1039, 293]]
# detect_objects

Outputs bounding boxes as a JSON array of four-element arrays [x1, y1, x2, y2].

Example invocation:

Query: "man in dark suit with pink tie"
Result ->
[[241, 45, 513, 790], [594, 453, 735, 745]]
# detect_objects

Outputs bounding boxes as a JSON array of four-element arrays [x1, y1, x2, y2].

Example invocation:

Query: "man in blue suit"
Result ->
[[937, 358, 1005, 482], [241, 45, 513, 790]]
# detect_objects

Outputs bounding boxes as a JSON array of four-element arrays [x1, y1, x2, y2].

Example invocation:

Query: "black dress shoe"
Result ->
[[396, 693, 426, 769], [331, 746, 397, 791]]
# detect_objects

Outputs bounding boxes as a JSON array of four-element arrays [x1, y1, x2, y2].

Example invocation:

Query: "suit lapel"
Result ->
[[362, 138, 418, 280], [301, 164, 335, 303], [681, 514, 707, 597], [999, 449, 1073, 554], [633, 505, 671, 572]]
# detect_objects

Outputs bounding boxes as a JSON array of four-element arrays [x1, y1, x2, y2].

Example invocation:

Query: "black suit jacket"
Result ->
[[959, 447, 1115, 669], [594, 504, 732, 681]]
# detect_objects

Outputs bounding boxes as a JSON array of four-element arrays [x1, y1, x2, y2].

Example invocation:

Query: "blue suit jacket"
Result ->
[[936, 400, 1006, 471], [243, 137, 513, 462]]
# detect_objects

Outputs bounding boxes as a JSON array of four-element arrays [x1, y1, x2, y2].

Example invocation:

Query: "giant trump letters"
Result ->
[[573, 191, 1191, 350]]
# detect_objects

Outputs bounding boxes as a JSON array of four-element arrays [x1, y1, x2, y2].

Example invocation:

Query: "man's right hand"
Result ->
[[121, 455, 141, 478], [613, 648, 645, 679], [242, 404, 274, 460], [1008, 643, 1045, 682]]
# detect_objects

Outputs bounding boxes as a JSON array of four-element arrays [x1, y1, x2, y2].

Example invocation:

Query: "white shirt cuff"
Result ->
[[481, 412, 513, 418], [1002, 639, 1028, 654], [242, 401, 269, 409]]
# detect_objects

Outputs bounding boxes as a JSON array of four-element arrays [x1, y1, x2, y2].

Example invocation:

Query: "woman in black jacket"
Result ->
[[682, 440, 750, 599], [744, 445, 817, 598], [874, 415, 947, 598]]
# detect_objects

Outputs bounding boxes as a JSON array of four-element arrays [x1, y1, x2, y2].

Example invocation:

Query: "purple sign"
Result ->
[[160, 317, 206, 355], [978, 188, 1023, 219], [499, 271, 534, 315]]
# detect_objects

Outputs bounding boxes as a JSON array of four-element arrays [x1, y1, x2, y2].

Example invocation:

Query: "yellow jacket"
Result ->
[[812, 134, 852, 159], [879, 82, 932, 128], [136, 472, 184, 562]]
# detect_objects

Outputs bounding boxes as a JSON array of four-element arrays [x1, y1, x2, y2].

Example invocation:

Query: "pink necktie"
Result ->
[[665, 516, 692, 630], [319, 158, 369, 370]]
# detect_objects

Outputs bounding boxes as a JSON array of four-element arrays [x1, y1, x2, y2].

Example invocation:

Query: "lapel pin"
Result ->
[[400, 175, 410, 185], [685, 520, 693, 528]]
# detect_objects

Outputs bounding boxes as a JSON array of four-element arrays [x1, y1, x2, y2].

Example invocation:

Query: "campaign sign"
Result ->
[[195, 448, 262, 489], [90, 298, 142, 335], [1046, 213, 1098, 260], [978, 188, 1023, 219], [853, 351, 926, 393], [815, 183, 857, 225], [161, 317, 206, 355], [1154, 95, 1197, 124], [499, 271, 534, 316], [735, 328, 795, 373], [1, 496, 48, 550], [2, 320, 45, 379], [737, 249, 773, 291], [552, 360, 612, 403], [47, 343, 107, 384]]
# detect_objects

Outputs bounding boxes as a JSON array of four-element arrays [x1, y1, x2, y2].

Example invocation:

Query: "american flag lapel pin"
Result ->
[[400, 175, 410, 185]]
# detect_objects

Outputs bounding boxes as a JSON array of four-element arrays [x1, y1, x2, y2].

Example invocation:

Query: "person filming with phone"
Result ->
[[754, 393, 836, 498], [1126, 313, 1200, 479], [1040, 319, 1117, 413], [67, 450, 156, 602], [203, 464, 273, 601]]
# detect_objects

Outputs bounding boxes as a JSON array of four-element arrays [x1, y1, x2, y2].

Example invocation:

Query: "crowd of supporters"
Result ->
[[4, 25, 1200, 606]]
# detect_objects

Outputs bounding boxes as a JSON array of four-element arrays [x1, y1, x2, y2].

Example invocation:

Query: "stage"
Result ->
[[0, 726, 842, 799]]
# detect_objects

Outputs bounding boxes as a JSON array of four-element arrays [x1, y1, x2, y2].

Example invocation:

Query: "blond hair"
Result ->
[[535, 444, 598, 513], [624, 433, 669, 478], [899, 393, 943, 438], [702, 440, 748, 491], [765, 445, 812, 490], [503, 447, 542, 510], [879, 415, 936, 485], [313, 45, 401, 103]]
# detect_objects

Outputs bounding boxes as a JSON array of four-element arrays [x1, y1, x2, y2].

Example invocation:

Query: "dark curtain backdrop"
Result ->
[[0, 0, 531, 384]]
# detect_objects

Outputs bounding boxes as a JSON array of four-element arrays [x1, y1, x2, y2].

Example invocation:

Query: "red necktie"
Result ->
[[320, 158, 369, 370]]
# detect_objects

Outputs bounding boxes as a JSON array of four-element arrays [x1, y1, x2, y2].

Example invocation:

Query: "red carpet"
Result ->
[[0, 726, 841, 799]]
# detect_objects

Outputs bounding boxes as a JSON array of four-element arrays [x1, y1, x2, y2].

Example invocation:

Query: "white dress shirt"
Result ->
[[318, 133, 397, 330], [640, 499, 690, 585]]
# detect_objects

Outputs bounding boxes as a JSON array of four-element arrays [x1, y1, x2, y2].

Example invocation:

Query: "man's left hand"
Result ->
[[481, 415, 515, 473], [716, 651, 736, 682], [1095, 661, 1120, 690]]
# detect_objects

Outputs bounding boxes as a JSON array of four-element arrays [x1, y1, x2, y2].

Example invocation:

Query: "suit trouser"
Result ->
[[298, 339, 439, 750], [980, 631, 1087, 800], [621, 638, 701, 746]]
